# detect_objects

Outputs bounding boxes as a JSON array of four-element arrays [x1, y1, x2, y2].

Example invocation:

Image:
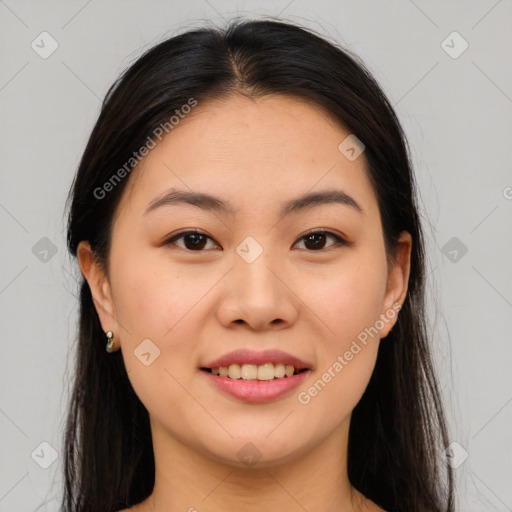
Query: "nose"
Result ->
[[215, 254, 299, 332]]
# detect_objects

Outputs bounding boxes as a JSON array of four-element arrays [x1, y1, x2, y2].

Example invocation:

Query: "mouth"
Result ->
[[200, 361, 312, 403], [200, 363, 310, 381], [200, 349, 313, 402]]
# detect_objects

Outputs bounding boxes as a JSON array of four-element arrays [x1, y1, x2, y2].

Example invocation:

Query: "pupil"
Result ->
[[305, 233, 326, 250], [183, 233, 327, 251], [185, 233, 206, 250]]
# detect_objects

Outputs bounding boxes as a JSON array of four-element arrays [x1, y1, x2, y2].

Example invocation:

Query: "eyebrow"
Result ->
[[143, 188, 363, 217]]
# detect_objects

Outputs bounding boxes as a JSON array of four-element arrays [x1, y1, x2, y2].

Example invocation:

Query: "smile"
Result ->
[[202, 362, 308, 381], [201, 364, 311, 403]]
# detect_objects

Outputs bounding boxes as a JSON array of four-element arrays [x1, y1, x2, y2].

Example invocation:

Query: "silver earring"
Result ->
[[105, 330, 115, 353]]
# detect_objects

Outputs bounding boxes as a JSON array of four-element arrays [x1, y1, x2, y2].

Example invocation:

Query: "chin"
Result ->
[[198, 433, 310, 470]]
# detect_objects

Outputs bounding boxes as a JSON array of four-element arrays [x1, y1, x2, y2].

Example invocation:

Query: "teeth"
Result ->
[[274, 363, 285, 378], [228, 364, 241, 380], [241, 363, 258, 380], [257, 363, 274, 381], [210, 363, 302, 380]]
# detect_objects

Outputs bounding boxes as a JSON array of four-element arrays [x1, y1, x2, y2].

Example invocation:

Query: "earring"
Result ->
[[105, 330, 115, 353]]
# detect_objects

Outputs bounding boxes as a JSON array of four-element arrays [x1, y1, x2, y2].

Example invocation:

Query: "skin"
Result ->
[[78, 93, 411, 512]]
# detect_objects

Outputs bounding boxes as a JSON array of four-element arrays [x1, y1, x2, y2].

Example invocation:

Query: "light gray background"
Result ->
[[1, 1, 511, 510]]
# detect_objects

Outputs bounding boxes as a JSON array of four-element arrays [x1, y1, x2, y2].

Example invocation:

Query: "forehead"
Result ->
[[116, 93, 376, 220]]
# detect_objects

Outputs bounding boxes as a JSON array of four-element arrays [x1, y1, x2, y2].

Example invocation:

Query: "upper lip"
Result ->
[[202, 349, 312, 370]]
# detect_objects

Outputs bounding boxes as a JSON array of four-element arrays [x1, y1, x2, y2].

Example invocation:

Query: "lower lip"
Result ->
[[201, 369, 311, 403]]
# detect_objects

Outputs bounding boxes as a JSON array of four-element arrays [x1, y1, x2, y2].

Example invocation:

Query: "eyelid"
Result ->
[[164, 229, 221, 250], [164, 229, 349, 252], [292, 229, 348, 250]]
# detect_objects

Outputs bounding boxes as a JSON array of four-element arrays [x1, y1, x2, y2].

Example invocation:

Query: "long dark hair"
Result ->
[[63, 18, 454, 512]]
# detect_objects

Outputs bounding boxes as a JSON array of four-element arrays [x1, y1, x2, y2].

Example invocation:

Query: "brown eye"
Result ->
[[165, 230, 346, 252], [294, 231, 347, 251], [165, 231, 220, 251]]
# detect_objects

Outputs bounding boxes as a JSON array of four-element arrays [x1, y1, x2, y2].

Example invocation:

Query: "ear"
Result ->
[[77, 241, 118, 335], [379, 231, 412, 338]]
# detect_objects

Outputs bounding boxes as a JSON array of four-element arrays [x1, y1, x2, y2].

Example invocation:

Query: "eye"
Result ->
[[293, 230, 348, 251], [164, 229, 348, 252], [164, 230, 220, 251]]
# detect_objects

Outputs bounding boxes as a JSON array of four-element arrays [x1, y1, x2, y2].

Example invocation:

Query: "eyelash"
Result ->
[[164, 229, 348, 252]]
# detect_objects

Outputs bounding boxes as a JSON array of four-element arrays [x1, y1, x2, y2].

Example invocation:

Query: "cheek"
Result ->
[[111, 258, 203, 429], [110, 249, 204, 340], [300, 252, 388, 344], [295, 265, 385, 422], [294, 251, 387, 411], [110, 251, 214, 395], [296, 342, 378, 432]]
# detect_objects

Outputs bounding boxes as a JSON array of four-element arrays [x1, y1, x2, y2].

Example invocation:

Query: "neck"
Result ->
[[137, 415, 370, 512]]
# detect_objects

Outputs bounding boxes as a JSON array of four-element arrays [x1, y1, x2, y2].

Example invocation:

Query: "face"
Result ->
[[79, 94, 411, 468]]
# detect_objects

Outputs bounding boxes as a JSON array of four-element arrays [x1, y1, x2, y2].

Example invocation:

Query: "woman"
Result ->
[[62, 18, 455, 512]]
